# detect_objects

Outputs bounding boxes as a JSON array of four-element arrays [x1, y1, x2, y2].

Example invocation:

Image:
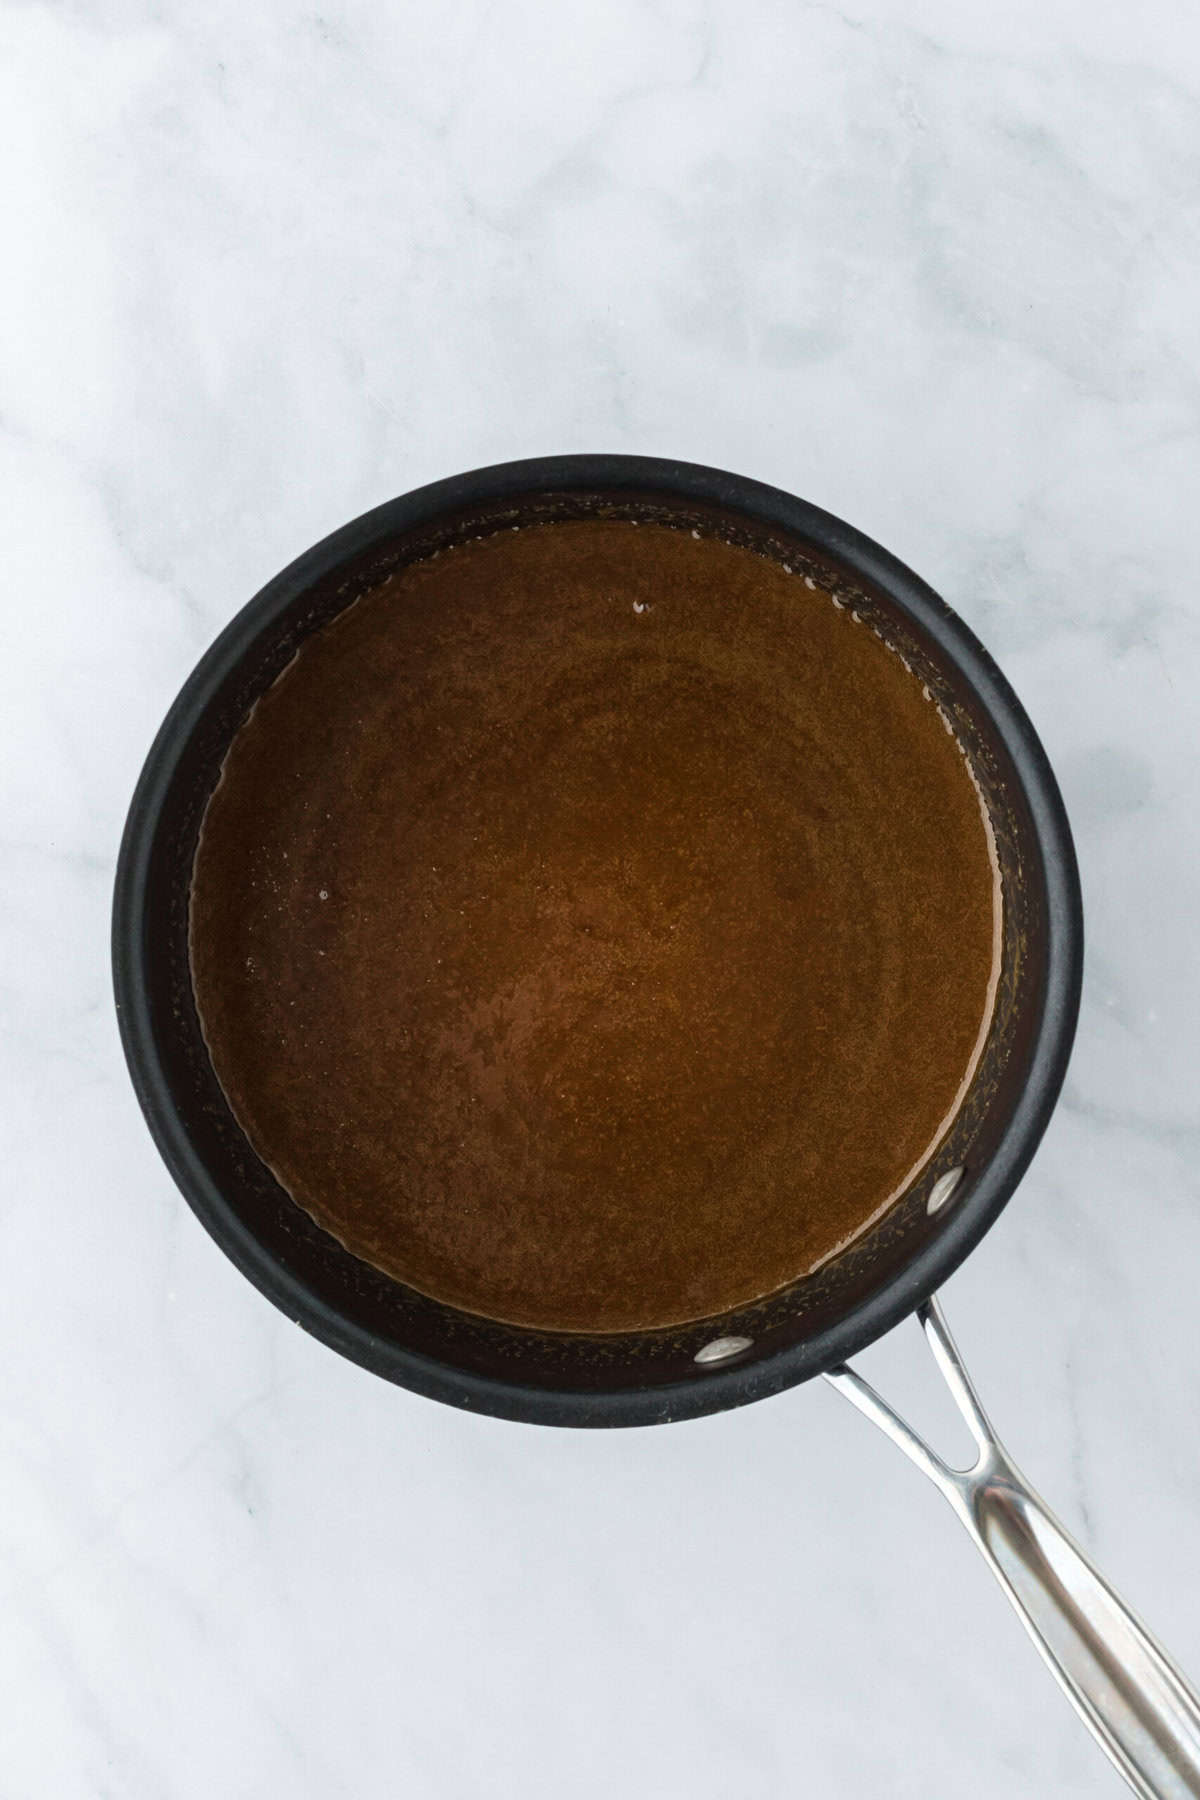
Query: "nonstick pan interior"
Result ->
[[112, 455, 1082, 1426]]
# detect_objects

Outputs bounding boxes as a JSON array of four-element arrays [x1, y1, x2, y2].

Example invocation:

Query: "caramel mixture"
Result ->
[[190, 520, 998, 1331]]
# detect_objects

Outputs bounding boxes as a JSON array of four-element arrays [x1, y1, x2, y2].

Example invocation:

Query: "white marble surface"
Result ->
[[3, 1, 1200, 1793]]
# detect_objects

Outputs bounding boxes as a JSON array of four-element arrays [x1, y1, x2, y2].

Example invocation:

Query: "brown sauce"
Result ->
[[189, 520, 999, 1332]]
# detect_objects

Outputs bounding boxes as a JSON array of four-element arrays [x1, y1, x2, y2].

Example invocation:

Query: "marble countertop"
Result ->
[[4, 1, 1200, 1793]]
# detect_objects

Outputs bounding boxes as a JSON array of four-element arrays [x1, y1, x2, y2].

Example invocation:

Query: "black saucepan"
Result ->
[[115, 458, 1200, 1796], [113, 454, 1081, 1426]]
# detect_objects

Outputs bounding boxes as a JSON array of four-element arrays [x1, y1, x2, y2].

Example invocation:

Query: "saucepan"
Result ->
[[112, 456, 1200, 1796]]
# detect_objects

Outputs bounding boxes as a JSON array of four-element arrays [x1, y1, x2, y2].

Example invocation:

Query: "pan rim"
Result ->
[[112, 454, 1083, 1426]]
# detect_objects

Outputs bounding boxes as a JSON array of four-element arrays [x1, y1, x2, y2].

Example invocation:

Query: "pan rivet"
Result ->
[[927, 1167, 965, 1214], [694, 1335, 754, 1366]]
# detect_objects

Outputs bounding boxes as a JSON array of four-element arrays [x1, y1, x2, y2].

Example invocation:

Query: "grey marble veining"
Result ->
[[3, 1, 1200, 1793]]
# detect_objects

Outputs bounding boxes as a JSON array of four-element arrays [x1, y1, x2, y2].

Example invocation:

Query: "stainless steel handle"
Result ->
[[826, 1298, 1200, 1798]]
